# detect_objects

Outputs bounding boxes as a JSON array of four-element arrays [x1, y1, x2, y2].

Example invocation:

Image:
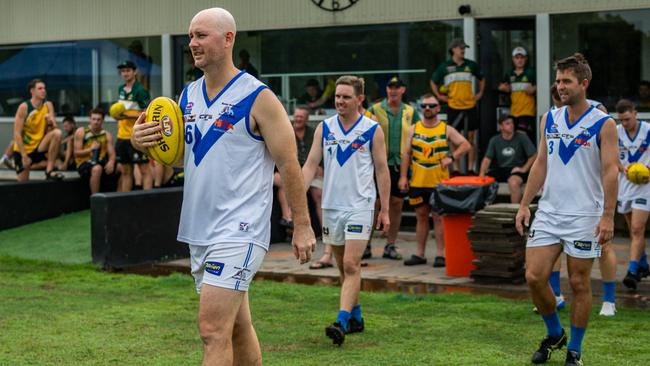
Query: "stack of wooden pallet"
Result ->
[[468, 203, 536, 284]]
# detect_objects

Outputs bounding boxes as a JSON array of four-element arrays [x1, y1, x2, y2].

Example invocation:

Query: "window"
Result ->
[[552, 10, 650, 110], [0, 37, 161, 117]]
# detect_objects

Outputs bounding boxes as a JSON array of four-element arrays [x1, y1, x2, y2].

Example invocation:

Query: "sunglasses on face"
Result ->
[[420, 103, 439, 109]]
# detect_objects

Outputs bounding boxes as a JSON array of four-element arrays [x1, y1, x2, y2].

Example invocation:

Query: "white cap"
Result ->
[[512, 47, 527, 57]]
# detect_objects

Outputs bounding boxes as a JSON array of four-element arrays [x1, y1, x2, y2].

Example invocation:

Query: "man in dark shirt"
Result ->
[[479, 115, 537, 203]]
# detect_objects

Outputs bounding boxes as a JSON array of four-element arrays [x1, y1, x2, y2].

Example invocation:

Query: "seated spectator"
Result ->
[[479, 115, 536, 203], [13, 79, 63, 181], [297, 78, 334, 113], [639, 80, 650, 111], [74, 108, 116, 194], [153, 161, 184, 188], [59, 116, 77, 171]]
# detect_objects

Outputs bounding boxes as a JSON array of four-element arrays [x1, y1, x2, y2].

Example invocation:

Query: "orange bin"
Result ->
[[440, 176, 495, 277]]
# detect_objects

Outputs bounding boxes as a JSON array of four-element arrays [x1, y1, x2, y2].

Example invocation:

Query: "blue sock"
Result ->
[[602, 281, 616, 303], [336, 310, 351, 331], [351, 304, 363, 322], [568, 325, 586, 353], [640, 252, 649, 269], [628, 260, 639, 275], [549, 271, 562, 297], [542, 312, 563, 338]]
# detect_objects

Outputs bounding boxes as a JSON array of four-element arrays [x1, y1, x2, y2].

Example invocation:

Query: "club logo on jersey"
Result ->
[[573, 240, 592, 251], [205, 261, 224, 276], [220, 104, 234, 117], [347, 224, 363, 233], [239, 222, 250, 232], [233, 266, 251, 281], [325, 133, 337, 146], [184, 102, 194, 114]]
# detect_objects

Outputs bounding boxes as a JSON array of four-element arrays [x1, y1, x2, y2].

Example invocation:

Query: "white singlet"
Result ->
[[177, 71, 274, 250], [321, 114, 379, 211], [539, 105, 610, 216], [617, 121, 650, 202]]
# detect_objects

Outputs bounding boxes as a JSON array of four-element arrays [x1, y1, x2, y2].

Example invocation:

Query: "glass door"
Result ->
[[477, 18, 535, 152]]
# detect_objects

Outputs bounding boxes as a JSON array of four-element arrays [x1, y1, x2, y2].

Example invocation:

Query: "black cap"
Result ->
[[117, 60, 137, 70], [387, 76, 405, 87], [448, 38, 469, 51]]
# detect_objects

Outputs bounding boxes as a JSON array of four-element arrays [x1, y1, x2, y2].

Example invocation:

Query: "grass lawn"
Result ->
[[1, 256, 649, 366], [0, 210, 91, 263]]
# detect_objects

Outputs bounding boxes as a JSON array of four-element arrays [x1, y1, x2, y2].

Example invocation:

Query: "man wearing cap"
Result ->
[[498, 47, 537, 143], [114, 60, 152, 192], [431, 39, 484, 174], [365, 76, 420, 260]]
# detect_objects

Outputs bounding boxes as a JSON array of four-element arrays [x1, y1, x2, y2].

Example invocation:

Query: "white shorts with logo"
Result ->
[[322, 209, 374, 245], [617, 197, 650, 214], [189, 242, 266, 293], [527, 210, 602, 259]]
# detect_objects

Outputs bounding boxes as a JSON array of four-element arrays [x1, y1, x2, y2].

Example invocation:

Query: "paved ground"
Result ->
[[161, 231, 650, 309]]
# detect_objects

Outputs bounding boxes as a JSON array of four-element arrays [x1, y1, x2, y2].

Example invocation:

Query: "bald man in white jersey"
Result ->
[[516, 54, 618, 366], [132, 8, 315, 366], [303, 75, 391, 346]]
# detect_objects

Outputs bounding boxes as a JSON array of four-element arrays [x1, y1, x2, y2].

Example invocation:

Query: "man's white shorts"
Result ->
[[322, 209, 374, 245], [189, 242, 266, 293], [617, 197, 650, 214], [527, 210, 602, 259]]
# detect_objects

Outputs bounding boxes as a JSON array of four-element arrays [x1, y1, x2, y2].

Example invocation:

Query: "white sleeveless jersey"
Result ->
[[321, 115, 379, 210], [617, 121, 650, 201], [539, 105, 610, 216], [177, 71, 274, 249]]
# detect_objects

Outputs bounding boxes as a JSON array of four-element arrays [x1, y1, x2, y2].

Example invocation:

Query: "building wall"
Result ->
[[1, 0, 649, 44]]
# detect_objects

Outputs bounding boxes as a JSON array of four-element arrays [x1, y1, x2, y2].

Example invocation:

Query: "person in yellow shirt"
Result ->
[[74, 108, 116, 194], [12, 79, 63, 181], [398, 94, 471, 267], [431, 39, 484, 174], [498, 47, 537, 143], [113, 60, 152, 191]]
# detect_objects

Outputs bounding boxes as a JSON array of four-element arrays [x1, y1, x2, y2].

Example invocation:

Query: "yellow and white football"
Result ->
[[627, 162, 650, 185], [144, 96, 184, 166]]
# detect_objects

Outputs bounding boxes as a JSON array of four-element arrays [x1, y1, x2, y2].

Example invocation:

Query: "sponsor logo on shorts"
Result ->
[[233, 266, 251, 281], [239, 222, 250, 232], [409, 196, 424, 206], [205, 261, 224, 276], [635, 198, 648, 205], [347, 224, 363, 233], [528, 230, 535, 238], [322, 227, 329, 235], [573, 240, 592, 251]]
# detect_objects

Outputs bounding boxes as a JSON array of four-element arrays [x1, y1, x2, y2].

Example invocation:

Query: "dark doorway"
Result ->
[[477, 18, 535, 156]]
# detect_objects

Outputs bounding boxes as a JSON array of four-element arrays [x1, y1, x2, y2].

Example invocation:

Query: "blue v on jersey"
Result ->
[[617, 121, 650, 201], [321, 115, 379, 211], [540, 105, 610, 216], [177, 71, 275, 250]]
